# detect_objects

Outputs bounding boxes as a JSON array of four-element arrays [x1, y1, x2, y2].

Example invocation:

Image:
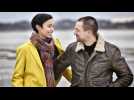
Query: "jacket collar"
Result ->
[[28, 37, 63, 72], [75, 34, 105, 53]]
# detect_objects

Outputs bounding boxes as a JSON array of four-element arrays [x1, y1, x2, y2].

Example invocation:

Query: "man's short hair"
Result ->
[[31, 13, 53, 33], [78, 16, 98, 35]]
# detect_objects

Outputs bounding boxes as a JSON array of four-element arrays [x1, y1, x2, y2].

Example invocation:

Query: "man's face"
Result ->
[[74, 21, 92, 42], [36, 19, 54, 38]]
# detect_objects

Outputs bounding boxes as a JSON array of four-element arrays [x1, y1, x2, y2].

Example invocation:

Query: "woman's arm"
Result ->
[[11, 47, 26, 87]]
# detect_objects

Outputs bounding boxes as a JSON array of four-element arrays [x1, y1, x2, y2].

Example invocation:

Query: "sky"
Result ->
[[0, 12, 134, 23]]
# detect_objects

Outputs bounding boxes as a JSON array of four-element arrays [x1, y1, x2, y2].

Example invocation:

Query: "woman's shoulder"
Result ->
[[16, 40, 33, 51], [53, 37, 60, 42], [53, 37, 62, 46]]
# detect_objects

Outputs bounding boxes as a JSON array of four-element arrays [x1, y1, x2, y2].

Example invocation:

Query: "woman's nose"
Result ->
[[51, 28, 54, 33]]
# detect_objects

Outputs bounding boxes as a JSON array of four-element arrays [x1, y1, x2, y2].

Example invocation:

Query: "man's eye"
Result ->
[[77, 29, 79, 32]]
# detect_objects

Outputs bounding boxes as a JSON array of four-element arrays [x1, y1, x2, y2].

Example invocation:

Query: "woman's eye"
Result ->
[[48, 24, 53, 28]]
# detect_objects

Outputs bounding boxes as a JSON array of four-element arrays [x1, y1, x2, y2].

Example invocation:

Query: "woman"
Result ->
[[11, 13, 72, 87]]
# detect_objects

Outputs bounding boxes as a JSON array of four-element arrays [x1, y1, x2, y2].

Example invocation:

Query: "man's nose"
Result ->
[[73, 30, 77, 35]]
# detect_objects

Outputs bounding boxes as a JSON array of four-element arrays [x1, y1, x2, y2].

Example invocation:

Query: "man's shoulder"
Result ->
[[66, 42, 77, 51], [105, 41, 121, 56], [67, 42, 77, 50], [105, 41, 120, 50]]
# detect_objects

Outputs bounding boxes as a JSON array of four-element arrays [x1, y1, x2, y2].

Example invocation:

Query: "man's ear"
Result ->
[[88, 30, 92, 34]]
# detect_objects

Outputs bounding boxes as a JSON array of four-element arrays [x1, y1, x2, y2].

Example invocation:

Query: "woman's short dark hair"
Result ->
[[31, 13, 53, 33], [78, 16, 98, 37]]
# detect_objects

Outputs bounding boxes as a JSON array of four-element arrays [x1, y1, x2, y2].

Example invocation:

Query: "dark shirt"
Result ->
[[84, 42, 97, 57]]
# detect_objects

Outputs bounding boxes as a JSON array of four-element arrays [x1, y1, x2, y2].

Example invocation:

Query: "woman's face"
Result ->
[[36, 19, 54, 38]]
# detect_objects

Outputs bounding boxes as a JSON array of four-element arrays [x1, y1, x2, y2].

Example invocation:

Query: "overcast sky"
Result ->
[[0, 12, 134, 23]]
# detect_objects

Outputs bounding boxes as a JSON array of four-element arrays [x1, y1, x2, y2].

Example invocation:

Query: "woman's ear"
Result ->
[[35, 25, 41, 32]]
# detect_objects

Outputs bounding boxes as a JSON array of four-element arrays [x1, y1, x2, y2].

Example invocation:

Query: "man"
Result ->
[[54, 16, 133, 87]]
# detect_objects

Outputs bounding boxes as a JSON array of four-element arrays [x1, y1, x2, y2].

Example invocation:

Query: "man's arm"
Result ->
[[54, 38, 72, 83], [54, 45, 72, 82], [109, 47, 133, 87]]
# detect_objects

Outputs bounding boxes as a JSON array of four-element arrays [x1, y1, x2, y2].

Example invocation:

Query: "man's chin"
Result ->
[[76, 38, 81, 42]]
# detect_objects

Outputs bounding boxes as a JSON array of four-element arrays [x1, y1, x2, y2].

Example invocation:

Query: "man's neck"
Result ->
[[84, 37, 97, 46]]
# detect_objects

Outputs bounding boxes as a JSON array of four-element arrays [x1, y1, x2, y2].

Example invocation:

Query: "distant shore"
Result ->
[[0, 19, 134, 32]]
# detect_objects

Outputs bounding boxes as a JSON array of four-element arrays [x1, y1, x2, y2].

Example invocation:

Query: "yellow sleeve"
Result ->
[[63, 67, 72, 82], [11, 47, 26, 87]]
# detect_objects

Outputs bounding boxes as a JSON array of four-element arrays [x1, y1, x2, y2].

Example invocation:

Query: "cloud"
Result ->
[[112, 16, 134, 23], [0, 12, 134, 23]]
